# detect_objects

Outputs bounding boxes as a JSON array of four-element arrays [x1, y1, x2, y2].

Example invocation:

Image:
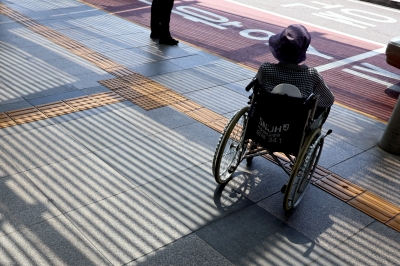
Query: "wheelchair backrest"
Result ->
[[271, 83, 302, 98], [245, 86, 318, 156]]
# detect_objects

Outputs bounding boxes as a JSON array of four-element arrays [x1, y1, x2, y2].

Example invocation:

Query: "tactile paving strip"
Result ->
[[131, 90, 187, 110], [314, 174, 365, 201], [106, 66, 137, 77], [0, 92, 128, 125], [2, 2, 400, 233], [36, 102, 77, 118], [98, 75, 154, 90], [89, 91, 126, 105], [6, 107, 48, 124], [312, 167, 331, 182], [349, 191, 400, 223], [64, 96, 101, 111], [387, 214, 400, 232], [0, 113, 17, 128]]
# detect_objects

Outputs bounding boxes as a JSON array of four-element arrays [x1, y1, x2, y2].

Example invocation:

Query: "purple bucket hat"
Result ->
[[269, 24, 311, 64]]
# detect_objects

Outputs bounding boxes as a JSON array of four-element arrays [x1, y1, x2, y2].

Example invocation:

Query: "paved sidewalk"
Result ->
[[0, 0, 400, 265]]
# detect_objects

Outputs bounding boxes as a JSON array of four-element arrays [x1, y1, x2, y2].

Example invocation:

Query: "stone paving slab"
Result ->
[[93, 135, 197, 187], [0, 124, 90, 171], [1, 0, 400, 265], [127, 234, 234, 266], [329, 150, 400, 206], [23, 153, 136, 213], [226, 156, 289, 203], [150, 122, 222, 166], [257, 186, 375, 250], [139, 164, 254, 231], [195, 204, 347, 266], [65, 188, 191, 265], [0, 215, 111, 266], [58, 109, 149, 151], [185, 85, 248, 115], [0, 173, 62, 236], [317, 134, 364, 169], [326, 220, 400, 265]]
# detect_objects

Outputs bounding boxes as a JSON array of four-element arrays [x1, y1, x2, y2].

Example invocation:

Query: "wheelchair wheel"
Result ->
[[212, 106, 249, 184], [283, 128, 323, 211]]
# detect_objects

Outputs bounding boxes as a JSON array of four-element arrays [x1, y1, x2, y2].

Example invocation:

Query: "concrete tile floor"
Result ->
[[1, 0, 400, 265]]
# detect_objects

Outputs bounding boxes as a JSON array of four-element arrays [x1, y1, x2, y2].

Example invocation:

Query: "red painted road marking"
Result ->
[[82, 0, 400, 121]]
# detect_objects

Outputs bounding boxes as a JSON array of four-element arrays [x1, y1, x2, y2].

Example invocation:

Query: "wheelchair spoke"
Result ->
[[212, 107, 249, 184], [284, 128, 322, 211]]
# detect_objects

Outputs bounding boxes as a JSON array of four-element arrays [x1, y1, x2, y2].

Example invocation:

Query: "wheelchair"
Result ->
[[212, 79, 332, 211]]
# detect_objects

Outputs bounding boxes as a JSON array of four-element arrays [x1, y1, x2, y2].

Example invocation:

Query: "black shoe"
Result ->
[[159, 37, 179, 45], [150, 32, 159, 39]]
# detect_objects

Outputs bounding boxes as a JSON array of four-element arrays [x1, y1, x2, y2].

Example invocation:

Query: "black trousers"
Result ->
[[151, 0, 174, 38]]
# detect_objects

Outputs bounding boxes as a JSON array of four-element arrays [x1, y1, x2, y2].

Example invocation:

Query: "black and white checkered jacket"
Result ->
[[255, 62, 335, 108]]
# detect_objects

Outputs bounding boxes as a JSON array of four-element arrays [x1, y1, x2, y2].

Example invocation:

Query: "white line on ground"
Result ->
[[315, 47, 386, 72], [225, 0, 387, 47]]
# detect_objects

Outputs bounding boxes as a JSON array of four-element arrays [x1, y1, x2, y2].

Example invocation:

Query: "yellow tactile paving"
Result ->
[[315, 174, 365, 201], [349, 191, 400, 223], [89, 91, 126, 105], [0, 113, 17, 128], [99, 75, 154, 91], [207, 118, 229, 133], [36, 102, 76, 118], [170, 100, 203, 113], [64, 96, 102, 111], [2, 2, 400, 233], [312, 166, 331, 182], [387, 214, 400, 232], [98, 78, 129, 90], [129, 82, 170, 95], [130, 90, 186, 110], [106, 66, 137, 77], [6, 107, 48, 124]]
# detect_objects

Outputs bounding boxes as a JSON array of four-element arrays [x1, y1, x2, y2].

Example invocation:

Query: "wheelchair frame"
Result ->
[[212, 80, 331, 211]]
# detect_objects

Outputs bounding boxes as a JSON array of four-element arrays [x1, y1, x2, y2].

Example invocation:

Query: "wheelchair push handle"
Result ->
[[245, 78, 257, 92]]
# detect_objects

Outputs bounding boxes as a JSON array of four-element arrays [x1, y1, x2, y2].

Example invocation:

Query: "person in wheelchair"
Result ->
[[213, 25, 335, 211], [255, 24, 334, 120]]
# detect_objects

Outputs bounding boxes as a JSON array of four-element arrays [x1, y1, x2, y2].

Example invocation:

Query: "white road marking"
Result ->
[[225, 0, 386, 46], [343, 68, 400, 92], [316, 47, 386, 72]]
